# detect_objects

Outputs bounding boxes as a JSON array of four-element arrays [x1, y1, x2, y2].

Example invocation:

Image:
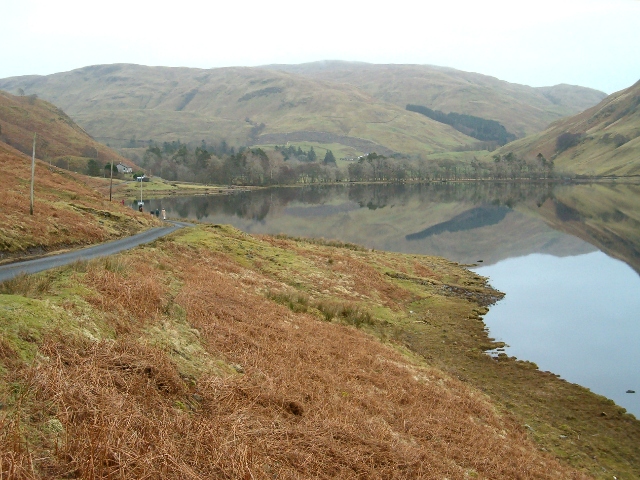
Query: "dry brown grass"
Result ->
[[0, 230, 590, 479], [84, 255, 168, 329], [0, 90, 131, 168]]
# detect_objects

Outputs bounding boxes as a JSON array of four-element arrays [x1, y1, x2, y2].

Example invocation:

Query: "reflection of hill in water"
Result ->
[[393, 207, 594, 265], [406, 206, 510, 240], [283, 203, 360, 217], [151, 182, 640, 272], [531, 183, 640, 275]]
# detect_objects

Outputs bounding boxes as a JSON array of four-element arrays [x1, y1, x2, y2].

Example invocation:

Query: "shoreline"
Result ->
[[83, 174, 640, 202]]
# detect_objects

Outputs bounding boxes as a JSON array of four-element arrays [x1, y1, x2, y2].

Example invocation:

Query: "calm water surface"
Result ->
[[141, 182, 640, 416], [474, 252, 640, 417]]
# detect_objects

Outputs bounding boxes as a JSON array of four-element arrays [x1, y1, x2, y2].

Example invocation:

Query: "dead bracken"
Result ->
[[0, 225, 611, 479]]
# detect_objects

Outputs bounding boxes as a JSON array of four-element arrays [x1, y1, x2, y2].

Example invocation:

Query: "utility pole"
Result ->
[[106, 149, 113, 201], [30, 133, 36, 215]]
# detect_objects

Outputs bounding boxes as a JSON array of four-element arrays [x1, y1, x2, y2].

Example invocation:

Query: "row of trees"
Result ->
[[134, 140, 555, 185], [137, 141, 340, 184], [58, 139, 555, 184], [273, 145, 337, 164], [346, 152, 553, 182]]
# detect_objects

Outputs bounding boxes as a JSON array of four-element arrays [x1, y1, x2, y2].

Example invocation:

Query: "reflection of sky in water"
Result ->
[[475, 252, 640, 418]]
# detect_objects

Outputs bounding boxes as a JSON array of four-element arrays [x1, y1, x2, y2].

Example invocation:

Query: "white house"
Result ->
[[116, 163, 133, 174]]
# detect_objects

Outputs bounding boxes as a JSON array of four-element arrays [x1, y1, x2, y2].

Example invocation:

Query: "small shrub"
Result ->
[[613, 134, 630, 148]]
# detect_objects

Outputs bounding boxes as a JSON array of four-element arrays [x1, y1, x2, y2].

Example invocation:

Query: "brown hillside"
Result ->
[[0, 90, 134, 169], [264, 61, 607, 138], [0, 141, 157, 260], [495, 80, 640, 176]]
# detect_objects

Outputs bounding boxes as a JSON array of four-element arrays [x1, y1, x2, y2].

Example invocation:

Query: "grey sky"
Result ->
[[2, 0, 639, 93]]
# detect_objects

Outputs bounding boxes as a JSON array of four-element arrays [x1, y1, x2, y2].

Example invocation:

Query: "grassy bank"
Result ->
[[1, 224, 639, 478]]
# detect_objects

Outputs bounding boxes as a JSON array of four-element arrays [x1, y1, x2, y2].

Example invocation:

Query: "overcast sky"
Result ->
[[2, 0, 639, 94]]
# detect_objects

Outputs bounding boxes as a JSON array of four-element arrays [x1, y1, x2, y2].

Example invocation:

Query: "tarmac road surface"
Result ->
[[0, 221, 193, 283]]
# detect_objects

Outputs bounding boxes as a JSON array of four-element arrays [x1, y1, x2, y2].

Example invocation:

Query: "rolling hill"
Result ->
[[0, 64, 480, 158], [495, 80, 640, 176], [0, 63, 606, 162], [0, 90, 133, 171], [264, 61, 607, 138]]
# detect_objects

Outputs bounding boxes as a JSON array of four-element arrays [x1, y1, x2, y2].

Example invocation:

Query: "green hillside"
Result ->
[[0, 64, 479, 159], [264, 61, 607, 138], [494, 80, 640, 176]]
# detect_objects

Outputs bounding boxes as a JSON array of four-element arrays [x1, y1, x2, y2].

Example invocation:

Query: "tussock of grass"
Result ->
[[69, 259, 88, 273], [101, 256, 128, 274], [315, 299, 375, 327], [0, 272, 54, 297], [266, 289, 375, 328], [266, 289, 310, 313]]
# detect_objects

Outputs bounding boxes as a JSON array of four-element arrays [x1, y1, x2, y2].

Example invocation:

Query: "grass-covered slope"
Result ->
[[0, 64, 478, 157], [496, 80, 640, 176], [0, 90, 132, 169], [0, 142, 158, 261], [265, 61, 607, 138], [1, 223, 610, 479]]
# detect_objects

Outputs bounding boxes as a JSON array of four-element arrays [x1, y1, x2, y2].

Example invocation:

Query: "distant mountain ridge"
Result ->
[[0, 64, 478, 158], [263, 61, 607, 138], [0, 62, 606, 161]]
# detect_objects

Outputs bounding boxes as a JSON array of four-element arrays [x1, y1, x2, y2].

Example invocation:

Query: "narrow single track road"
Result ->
[[0, 221, 193, 283]]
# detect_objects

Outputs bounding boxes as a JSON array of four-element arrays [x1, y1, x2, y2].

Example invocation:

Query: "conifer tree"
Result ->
[[323, 150, 336, 165], [308, 146, 317, 162]]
